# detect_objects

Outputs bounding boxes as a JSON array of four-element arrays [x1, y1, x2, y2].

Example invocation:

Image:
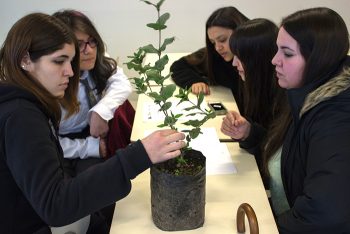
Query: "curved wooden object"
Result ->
[[236, 203, 259, 234]]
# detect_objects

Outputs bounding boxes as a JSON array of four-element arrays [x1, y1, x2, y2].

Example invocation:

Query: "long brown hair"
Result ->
[[0, 13, 80, 125], [205, 7, 249, 84], [53, 9, 117, 94]]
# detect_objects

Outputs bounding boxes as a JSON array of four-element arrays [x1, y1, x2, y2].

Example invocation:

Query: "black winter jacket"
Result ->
[[0, 85, 151, 233], [277, 67, 350, 233], [170, 48, 243, 113]]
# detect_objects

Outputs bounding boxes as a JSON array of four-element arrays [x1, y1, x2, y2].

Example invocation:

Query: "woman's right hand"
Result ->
[[221, 111, 251, 141], [141, 129, 186, 164], [191, 82, 210, 95]]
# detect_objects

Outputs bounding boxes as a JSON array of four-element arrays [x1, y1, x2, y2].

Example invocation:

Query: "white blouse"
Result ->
[[58, 66, 132, 159]]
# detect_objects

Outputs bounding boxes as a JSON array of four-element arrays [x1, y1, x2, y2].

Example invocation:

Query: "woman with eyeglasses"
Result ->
[[52, 9, 135, 232], [53, 9, 134, 162]]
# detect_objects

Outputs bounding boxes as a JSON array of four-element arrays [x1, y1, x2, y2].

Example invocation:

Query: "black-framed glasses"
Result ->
[[78, 38, 98, 52]]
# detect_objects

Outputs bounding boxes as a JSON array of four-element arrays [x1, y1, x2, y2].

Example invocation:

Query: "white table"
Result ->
[[110, 143, 279, 234], [130, 85, 238, 142]]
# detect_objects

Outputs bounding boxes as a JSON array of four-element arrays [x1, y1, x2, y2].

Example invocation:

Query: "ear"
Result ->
[[20, 53, 33, 72]]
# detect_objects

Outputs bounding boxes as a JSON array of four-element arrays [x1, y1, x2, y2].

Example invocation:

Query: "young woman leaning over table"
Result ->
[[170, 6, 249, 113], [0, 12, 185, 234], [220, 18, 286, 187]]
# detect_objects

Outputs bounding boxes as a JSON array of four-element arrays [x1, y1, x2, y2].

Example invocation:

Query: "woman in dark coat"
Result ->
[[170, 6, 249, 112], [267, 7, 350, 233]]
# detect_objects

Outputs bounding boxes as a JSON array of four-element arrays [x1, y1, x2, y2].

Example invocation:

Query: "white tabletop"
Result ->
[[110, 143, 278, 234], [130, 85, 238, 142]]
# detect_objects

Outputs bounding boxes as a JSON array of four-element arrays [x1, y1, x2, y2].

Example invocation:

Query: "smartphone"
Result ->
[[208, 102, 227, 115]]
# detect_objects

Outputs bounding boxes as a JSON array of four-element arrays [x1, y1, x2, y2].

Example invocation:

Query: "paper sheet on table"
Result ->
[[145, 128, 237, 175], [142, 101, 208, 122]]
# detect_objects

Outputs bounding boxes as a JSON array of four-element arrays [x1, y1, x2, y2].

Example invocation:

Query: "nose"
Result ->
[[232, 56, 238, 67], [64, 63, 74, 77], [82, 44, 94, 55], [271, 53, 279, 66], [215, 42, 223, 52]]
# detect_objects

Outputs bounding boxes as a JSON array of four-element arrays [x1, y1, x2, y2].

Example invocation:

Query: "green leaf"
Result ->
[[208, 111, 216, 119], [141, 0, 155, 6], [147, 23, 167, 30], [160, 102, 172, 111], [146, 69, 162, 83], [164, 115, 176, 126], [141, 44, 159, 53], [157, 13, 170, 26], [154, 55, 169, 70], [183, 106, 197, 111], [148, 92, 162, 102], [156, 0, 166, 8], [197, 92, 204, 107], [189, 128, 201, 139], [160, 84, 176, 100], [160, 37, 175, 52], [182, 120, 201, 127], [157, 123, 167, 128]]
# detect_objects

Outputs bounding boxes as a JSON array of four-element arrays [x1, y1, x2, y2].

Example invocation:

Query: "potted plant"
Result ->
[[125, 0, 216, 230]]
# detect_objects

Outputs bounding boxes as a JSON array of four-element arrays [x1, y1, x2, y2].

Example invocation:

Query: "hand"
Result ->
[[221, 111, 251, 140], [191, 82, 210, 95], [141, 129, 186, 164], [89, 111, 109, 138], [99, 138, 108, 159]]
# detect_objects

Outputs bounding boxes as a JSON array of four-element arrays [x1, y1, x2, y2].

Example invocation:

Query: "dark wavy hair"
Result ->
[[53, 9, 117, 94], [0, 13, 80, 125]]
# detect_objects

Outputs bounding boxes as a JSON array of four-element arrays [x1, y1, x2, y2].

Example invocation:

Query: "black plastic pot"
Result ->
[[150, 149, 206, 231]]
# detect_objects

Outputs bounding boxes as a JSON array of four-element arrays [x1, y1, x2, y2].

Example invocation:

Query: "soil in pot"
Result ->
[[150, 149, 206, 231]]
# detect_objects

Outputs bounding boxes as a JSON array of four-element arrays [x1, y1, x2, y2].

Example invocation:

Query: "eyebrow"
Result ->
[[280, 46, 294, 51]]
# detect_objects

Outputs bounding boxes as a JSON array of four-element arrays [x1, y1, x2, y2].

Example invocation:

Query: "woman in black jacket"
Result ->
[[0, 13, 185, 234], [268, 7, 350, 233], [220, 18, 286, 187], [170, 6, 249, 112]]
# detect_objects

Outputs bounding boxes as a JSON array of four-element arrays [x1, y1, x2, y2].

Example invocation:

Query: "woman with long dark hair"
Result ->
[[269, 7, 350, 233], [170, 6, 249, 112], [221, 18, 285, 186]]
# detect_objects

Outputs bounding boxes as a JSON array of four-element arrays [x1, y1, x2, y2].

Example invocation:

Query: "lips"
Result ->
[[275, 70, 283, 78], [60, 82, 69, 89], [82, 58, 94, 62]]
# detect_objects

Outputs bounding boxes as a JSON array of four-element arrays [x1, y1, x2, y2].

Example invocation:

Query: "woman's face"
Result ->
[[207, 26, 234, 61], [232, 55, 245, 81], [24, 43, 75, 98], [272, 27, 305, 89], [75, 31, 97, 71]]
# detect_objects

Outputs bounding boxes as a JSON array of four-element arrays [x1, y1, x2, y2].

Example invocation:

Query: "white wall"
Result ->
[[1, 0, 349, 77]]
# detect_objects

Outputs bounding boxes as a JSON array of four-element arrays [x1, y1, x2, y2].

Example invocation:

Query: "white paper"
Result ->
[[142, 101, 208, 122], [144, 128, 237, 175], [189, 128, 237, 175]]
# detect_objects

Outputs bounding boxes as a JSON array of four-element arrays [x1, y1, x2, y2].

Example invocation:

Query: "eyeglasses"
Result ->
[[78, 38, 98, 52]]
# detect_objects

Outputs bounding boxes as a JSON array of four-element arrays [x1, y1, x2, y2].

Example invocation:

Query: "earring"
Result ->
[[21, 65, 25, 69]]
